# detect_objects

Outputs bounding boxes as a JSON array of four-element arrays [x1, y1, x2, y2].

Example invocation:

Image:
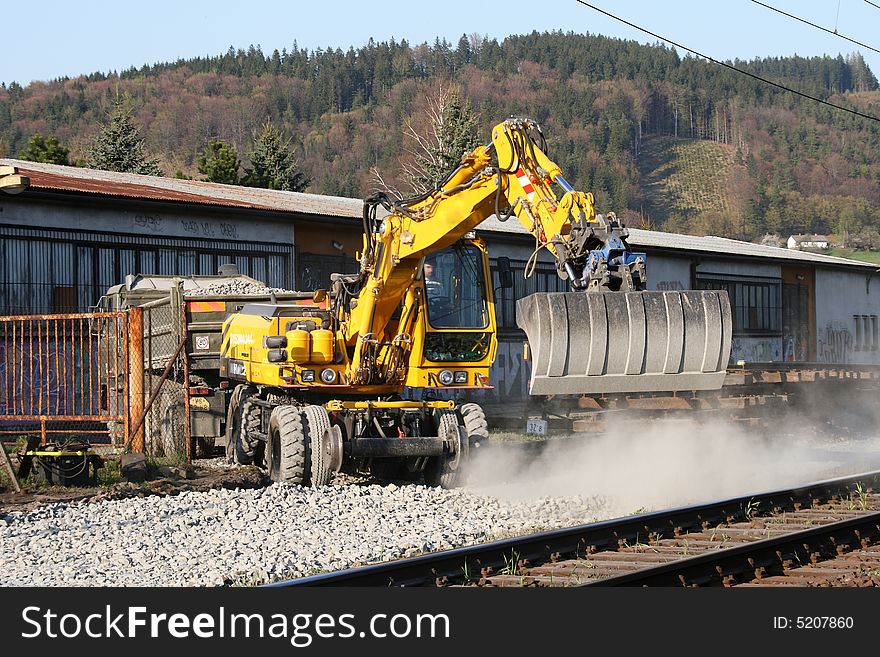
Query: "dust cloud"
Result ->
[[463, 413, 880, 516]]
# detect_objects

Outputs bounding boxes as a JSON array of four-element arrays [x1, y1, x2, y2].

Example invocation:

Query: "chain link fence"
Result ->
[[129, 294, 191, 462]]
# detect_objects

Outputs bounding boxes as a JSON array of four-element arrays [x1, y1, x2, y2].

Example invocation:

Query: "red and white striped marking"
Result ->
[[515, 167, 536, 200]]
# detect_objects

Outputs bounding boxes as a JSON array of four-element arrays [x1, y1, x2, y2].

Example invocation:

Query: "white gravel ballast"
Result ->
[[0, 483, 608, 586]]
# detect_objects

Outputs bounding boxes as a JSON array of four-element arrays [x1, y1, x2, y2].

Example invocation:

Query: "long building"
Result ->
[[2, 159, 878, 402]]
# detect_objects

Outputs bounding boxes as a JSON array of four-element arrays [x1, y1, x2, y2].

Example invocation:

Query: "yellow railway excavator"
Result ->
[[220, 118, 732, 487]]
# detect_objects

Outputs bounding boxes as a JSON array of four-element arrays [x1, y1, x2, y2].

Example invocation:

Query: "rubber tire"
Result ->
[[302, 405, 332, 487], [266, 406, 307, 484], [460, 403, 489, 448], [225, 385, 243, 464], [241, 400, 263, 466], [424, 409, 463, 489], [225, 385, 261, 465]]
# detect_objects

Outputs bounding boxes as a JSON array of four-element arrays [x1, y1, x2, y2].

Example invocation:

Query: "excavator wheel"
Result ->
[[225, 384, 261, 465], [266, 406, 307, 485], [459, 403, 489, 449], [302, 405, 333, 487], [424, 409, 468, 489], [241, 401, 264, 466]]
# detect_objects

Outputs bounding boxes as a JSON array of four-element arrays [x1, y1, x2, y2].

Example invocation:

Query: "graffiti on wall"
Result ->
[[477, 340, 530, 403], [134, 214, 163, 232], [180, 219, 238, 239], [818, 322, 853, 363], [655, 280, 685, 291], [730, 337, 782, 363]]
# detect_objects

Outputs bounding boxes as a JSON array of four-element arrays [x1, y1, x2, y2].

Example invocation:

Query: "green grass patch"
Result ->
[[97, 458, 122, 486], [824, 248, 880, 264]]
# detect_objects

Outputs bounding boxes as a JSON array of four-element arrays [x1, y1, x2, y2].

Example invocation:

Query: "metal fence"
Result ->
[[0, 312, 129, 450], [0, 303, 193, 463]]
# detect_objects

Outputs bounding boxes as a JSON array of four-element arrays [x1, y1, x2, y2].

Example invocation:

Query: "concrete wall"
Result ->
[[815, 269, 880, 364], [695, 259, 781, 279], [645, 255, 690, 291], [0, 197, 295, 244]]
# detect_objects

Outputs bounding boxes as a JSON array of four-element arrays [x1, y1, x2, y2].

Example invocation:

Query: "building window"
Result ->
[[489, 258, 568, 331], [297, 253, 358, 291], [854, 315, 864, 351], [854, 315, 877, 351], [696, 273, 782, 336]]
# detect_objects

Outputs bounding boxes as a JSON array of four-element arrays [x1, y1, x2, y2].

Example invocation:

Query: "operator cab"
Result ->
[[423, 242, 489, 329], [420, 239, 497, 365]]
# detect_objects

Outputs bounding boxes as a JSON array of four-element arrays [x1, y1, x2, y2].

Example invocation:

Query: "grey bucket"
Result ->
[[516, 290, 732, 395]]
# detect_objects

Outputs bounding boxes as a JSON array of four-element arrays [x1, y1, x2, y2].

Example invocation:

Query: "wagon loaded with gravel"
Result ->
[[98, 265, 311, 458]]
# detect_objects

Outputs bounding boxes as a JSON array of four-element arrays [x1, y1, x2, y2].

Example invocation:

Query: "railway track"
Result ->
[[270, 470, 880, 588]]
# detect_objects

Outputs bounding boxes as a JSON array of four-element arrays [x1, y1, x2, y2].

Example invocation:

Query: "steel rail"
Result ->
[[268, 469, 880, 587], [590, 510, 880, 587]]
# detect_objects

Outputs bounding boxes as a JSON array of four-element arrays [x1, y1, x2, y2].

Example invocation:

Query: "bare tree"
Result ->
[[370, 82, 480, 197]]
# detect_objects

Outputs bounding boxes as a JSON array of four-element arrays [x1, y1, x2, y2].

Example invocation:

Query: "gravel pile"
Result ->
[[189, 279, 298, 297], [0, 481, 610, 586]]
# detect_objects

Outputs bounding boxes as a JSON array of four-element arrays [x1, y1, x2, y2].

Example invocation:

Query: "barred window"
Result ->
[[0, 227, 292, 315], [489, 258, 568, 331], [854, 315, 879, 351], [696, 273, 782, 336]]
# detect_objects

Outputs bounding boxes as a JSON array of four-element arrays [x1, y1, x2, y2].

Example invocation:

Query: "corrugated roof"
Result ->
[[0, 158, 363, 218], [3, 158, 876, 271]]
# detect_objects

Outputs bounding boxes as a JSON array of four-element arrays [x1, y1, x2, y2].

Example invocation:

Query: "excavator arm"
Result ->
[[342, 117, 731, 394]]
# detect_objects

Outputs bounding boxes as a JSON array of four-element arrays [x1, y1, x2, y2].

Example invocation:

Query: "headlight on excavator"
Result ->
[[454, 371, 468, 384], [301, 370, 315, 383], [438, 369, 455, 386], [320, 368, 337, 384]]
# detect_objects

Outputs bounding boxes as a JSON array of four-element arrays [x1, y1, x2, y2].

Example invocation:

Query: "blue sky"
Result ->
[[2, 0, 879, 86]]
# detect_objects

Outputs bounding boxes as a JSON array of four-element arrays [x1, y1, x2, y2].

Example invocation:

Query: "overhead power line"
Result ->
[[865, 1, 880, 11], [573, 0, 880, 124], [750, 0, 880, 56]]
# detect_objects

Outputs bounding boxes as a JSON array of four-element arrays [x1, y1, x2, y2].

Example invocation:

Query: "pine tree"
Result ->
[[86, 99, 162, 175], [405, 86, 481, 194], [19, 134, 70, 165], [197, 139, 240, 184], [241, 120, 310, 191]]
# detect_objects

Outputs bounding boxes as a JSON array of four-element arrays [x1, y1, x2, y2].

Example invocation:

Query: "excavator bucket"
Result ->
[[516, 290, 732, 395]]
